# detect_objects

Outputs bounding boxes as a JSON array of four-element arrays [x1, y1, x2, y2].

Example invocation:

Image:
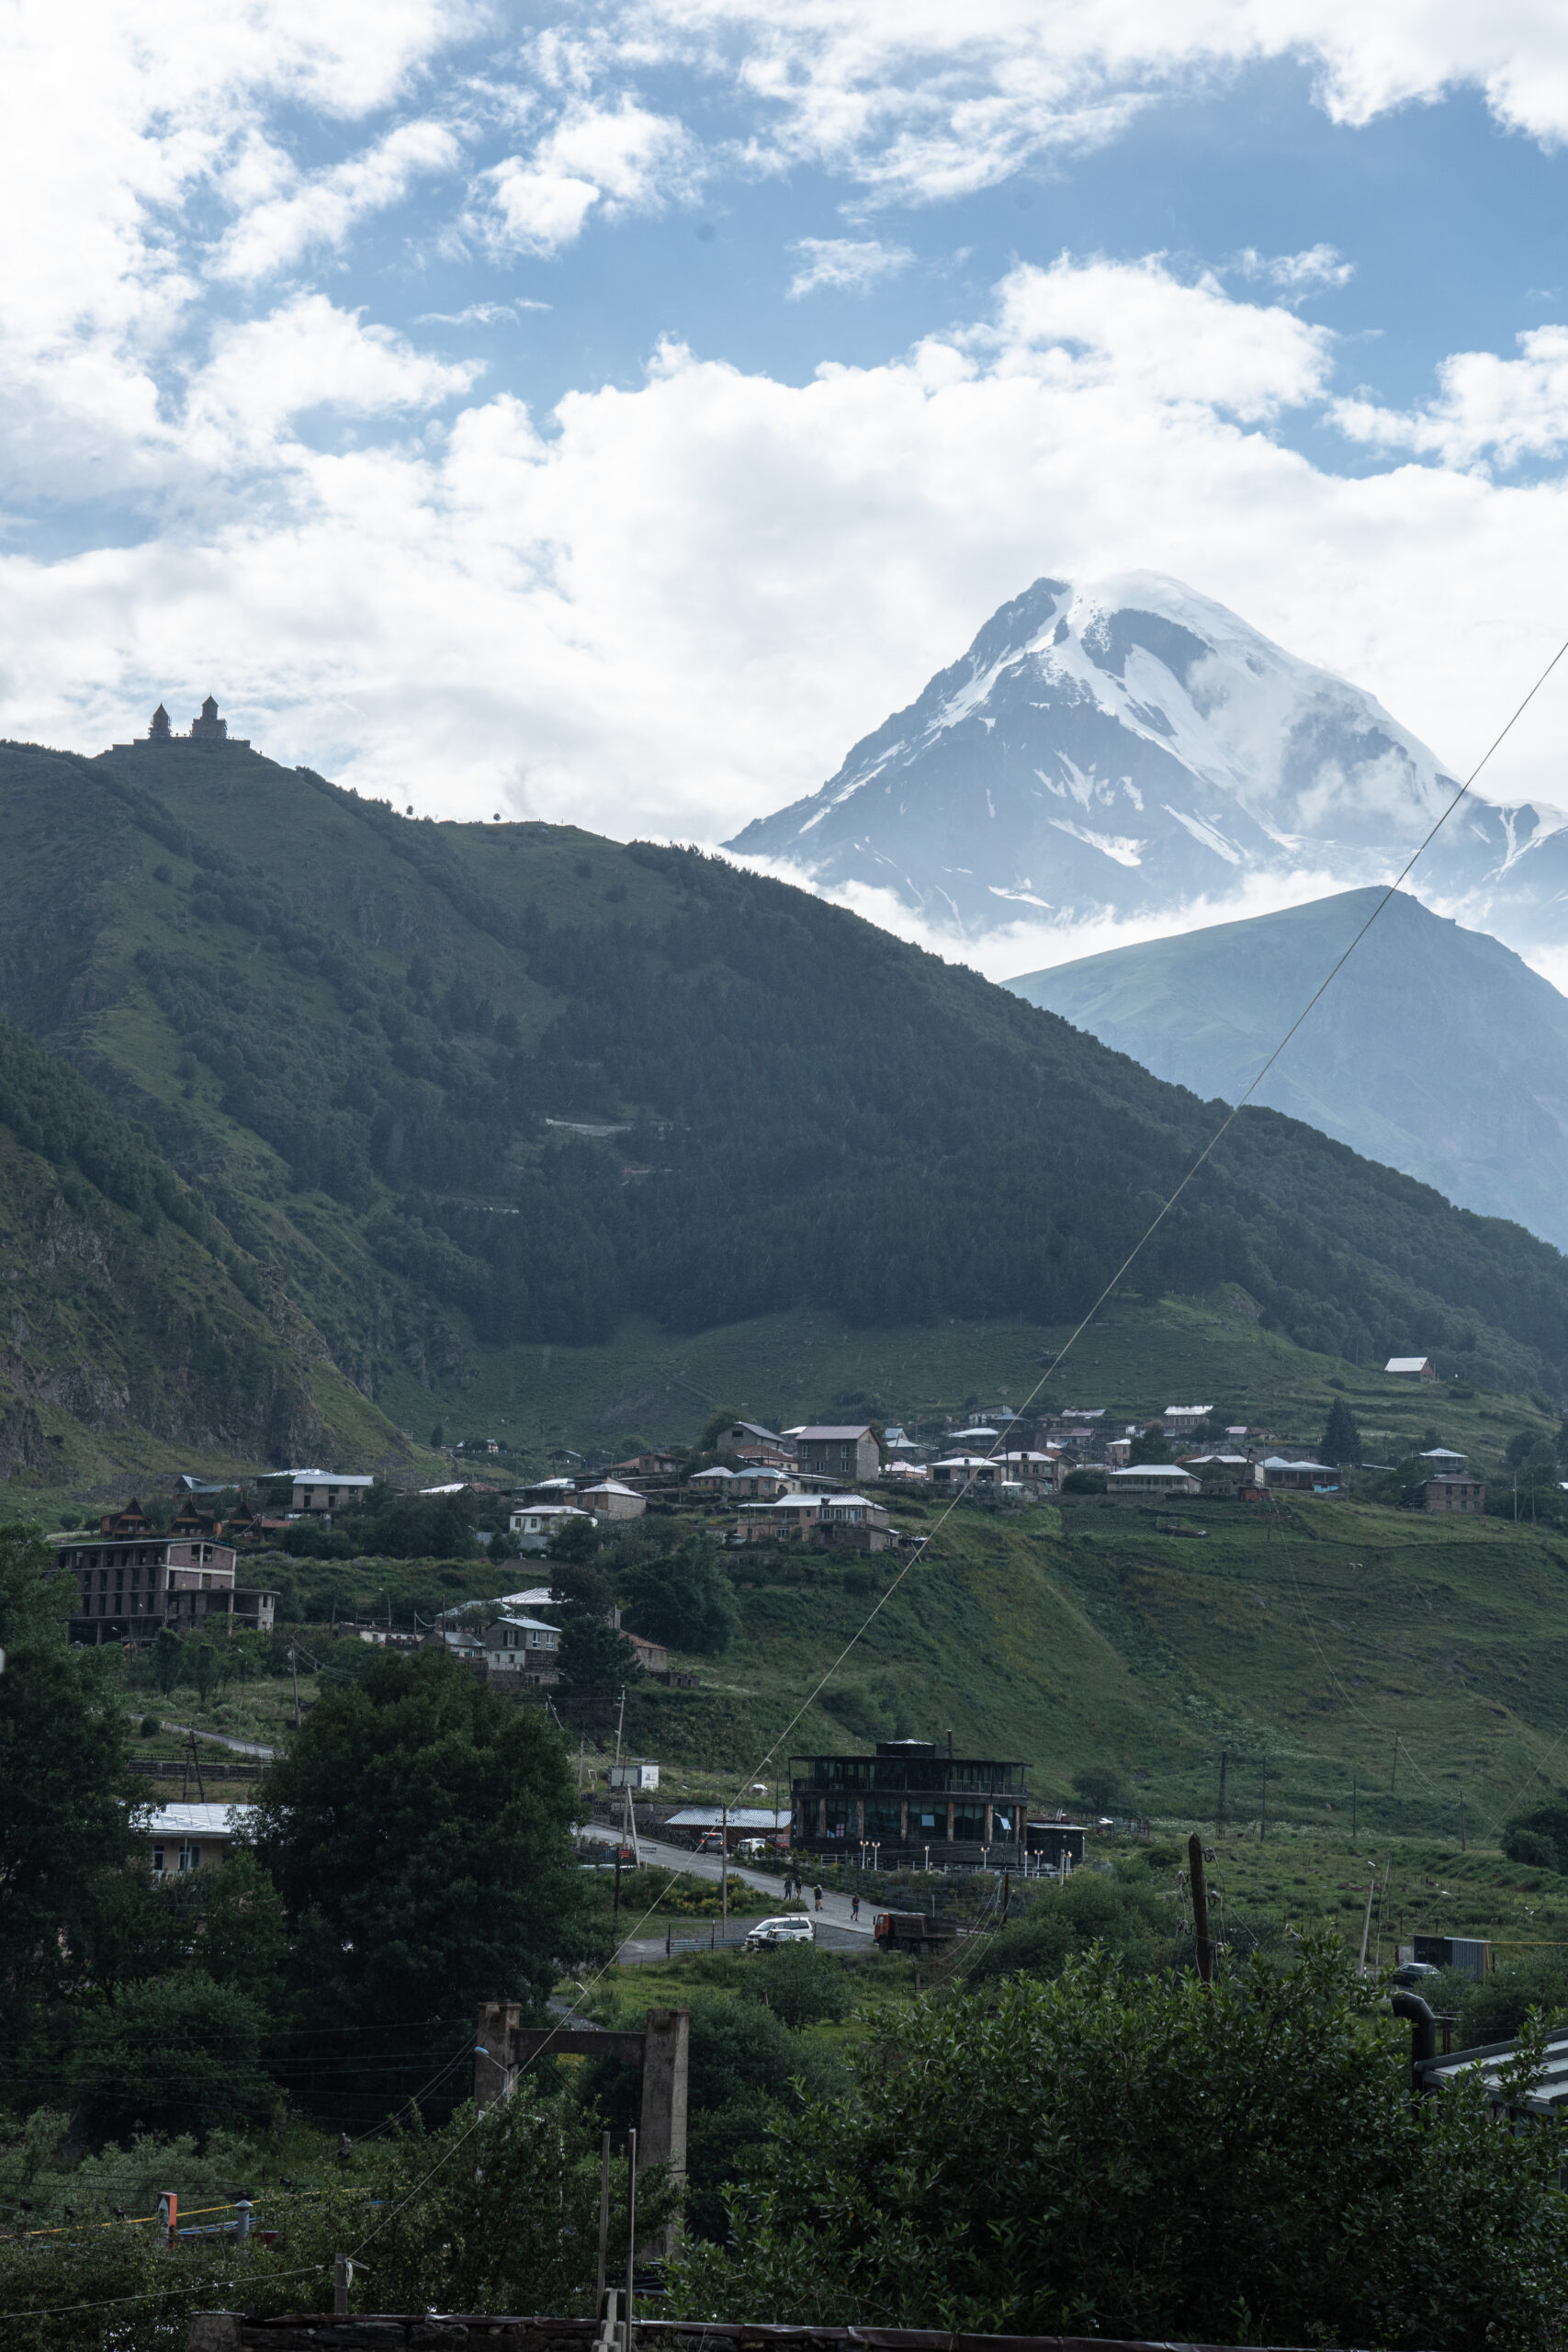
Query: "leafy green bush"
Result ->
[[965, 1868, 1169, 1986], [742, 1941, 852, 2030], [68, 1974, 276, 2145], [1503, 1802, 1568, 1872], [669, 1939, 1568, 2347]]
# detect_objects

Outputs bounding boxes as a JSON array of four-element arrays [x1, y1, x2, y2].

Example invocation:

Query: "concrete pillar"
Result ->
[[473, 2001, 521, 2109], [945, 1800, 954, 1842], [984, 1801, 994, 1845], [639, 2007, 690, 2256], [855, 1797, 865, 1841]]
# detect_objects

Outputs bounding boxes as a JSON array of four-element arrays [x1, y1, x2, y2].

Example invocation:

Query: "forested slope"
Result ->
[[0, 737, 1564, 1432], [0, 1012, 402, 1477]]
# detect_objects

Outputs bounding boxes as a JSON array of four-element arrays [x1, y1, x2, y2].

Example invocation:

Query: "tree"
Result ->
[[668, 1939, 1568, 2348], [1320, 1396, 1362, 1465], [151, 1626, 183, 1695], [1503, 1801, 1568, 1873], [1131, 1423, 1171, 1464], [1071, 1764, 1124, 1814], [189, 1643, 220, 1710], [621, 1537, 738, 1655], [741, 1940, 850, 2029], [0, 1531, 138, 2009], [252, 1650, 581, 2032], [547, 1514, 602, 1566], [965, 1869, 1169, 1988], [557, 1618, 643, 1695], [69, 1973, 276, 2146]]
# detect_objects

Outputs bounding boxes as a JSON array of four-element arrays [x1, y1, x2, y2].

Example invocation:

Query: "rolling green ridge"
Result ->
[[1008, 887, 1568, 1252], [3, 736, 1568, 1473], [0, 1013, 409, 1484]]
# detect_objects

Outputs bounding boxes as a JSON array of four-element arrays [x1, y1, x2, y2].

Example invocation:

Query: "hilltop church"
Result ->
[[111, 695, 254, 752]]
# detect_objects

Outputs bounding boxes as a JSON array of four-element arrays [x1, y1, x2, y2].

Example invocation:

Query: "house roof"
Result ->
[[1385, 1357, 1434, 1373], [510, 1502, 592, 1519], [664, 1807, 790, 1829], [741, 1493, 834, 1511], [796, 1424, 874, 1441], [1261, 1456, 1337, 1475], [581, 1480, 639, 1497], [690, 1465, 736, 1481], [727, 1420, 788, 1444], [1419, 1448, 1467, 1462], [486, 1613, 561, 1635], [1164, 1404, 1213, 1418], [1109, 1464, 1199, 1481], [142, 1803, 254, 1836]]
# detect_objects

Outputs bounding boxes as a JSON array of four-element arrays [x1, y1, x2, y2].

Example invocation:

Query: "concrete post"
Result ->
[[473, 2000, 521, 2109], [638, 2007, 690, 2256]]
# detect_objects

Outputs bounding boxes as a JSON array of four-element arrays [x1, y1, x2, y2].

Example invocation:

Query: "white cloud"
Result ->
[[474, 99, 696, 255], [492, 0, 1568, 209], [184, 295, 479, 456], [413, 301, 550, 322], [1334, 326, 1568, 468], [9, 253, 1568, 858], [1232, 243, 1355, 295], [213, 119, 465, 283], [787, 237, 915, 297]]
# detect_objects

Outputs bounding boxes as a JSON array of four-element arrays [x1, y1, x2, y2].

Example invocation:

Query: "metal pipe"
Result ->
[[1392, 1989, 1438, 2090]]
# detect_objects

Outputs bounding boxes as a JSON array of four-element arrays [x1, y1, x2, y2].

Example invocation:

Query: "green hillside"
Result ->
[[1008, 887, 1568, 1251], [2, 736, 1568, 1477], [0, 1013, 409, 1487]]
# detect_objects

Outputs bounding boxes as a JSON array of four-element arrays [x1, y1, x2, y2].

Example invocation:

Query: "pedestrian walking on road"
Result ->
[[813, 1883, 824, 1912], [851, 1893, 861, 1923]]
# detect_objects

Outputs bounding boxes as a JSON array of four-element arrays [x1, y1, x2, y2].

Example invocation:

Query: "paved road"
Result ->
[[580, 1822, 874, 1947], [161, 1722, 278, 1760]]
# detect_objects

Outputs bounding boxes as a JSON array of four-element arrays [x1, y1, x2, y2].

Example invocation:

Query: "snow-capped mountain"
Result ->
[[726, 573, 1568, 954]]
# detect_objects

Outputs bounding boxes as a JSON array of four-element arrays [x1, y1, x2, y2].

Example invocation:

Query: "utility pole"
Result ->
[[720, 1803, 728, 1932], [288, 1645, 302, 1732], [615, 1686, 626, 1767], [1189, 1832, 1213, 1984], [1357, 1870, 1377, 1974], [1217, 1747, 1228, 1830]]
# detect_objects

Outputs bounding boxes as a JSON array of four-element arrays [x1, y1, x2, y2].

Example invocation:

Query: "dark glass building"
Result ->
[[790, 1737, 1027, 1865]]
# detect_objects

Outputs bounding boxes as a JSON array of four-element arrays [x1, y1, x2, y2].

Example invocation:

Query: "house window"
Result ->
[[152, 1846, 165, 1872], [178, 1843, 201, 1871]]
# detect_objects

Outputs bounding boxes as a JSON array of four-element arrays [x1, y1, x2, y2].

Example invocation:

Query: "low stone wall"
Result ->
[[189, 2316, 1348, 2351]]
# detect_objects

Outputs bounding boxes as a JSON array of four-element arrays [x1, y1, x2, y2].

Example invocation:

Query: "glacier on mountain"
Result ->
[[726, 572, 1568, 956]]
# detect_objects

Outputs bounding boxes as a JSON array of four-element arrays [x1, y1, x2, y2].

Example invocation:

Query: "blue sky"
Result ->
[[6, 0, 1568, 894]]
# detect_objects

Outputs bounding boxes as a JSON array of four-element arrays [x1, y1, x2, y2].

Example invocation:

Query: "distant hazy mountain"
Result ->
[[727, 573, 1568, 955], [1008, 888, 1568, 1250]]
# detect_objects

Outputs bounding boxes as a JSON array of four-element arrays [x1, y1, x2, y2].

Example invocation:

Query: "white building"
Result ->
[[509, 1503, 595, 1552], [1107, 1464, 1201, 1497], [1384, 1356, 1439, 1381], [287, 1471, 376, 1514], [143, 1802, 254, 1875]]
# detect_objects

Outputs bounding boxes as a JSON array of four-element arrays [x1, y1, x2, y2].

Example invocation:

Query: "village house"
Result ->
[[791, 1736, 1028, 1866], [1181, 1452, 1267, 1498], [1106, 1464, 1202, 1498], [1385, 1355, 1440, 1381], [509, 1502, 595, 1552], [795, 1423, 881, 1486], [608, 1451, 682, 1479], [1161, 1405, 1213, 1441], [285, 1470, 376, 1515], [1260, 1456, 1342, 1494], [65, 1519, 276, 1644], [145, 1802, 254, 1876], [735, 1491, 896, 1551], [717, 1419, 796, 1466], [578, 1478, 647, 1521], [1418, 1448, 1485, 1513], [478, 1613, 562, 1678]]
